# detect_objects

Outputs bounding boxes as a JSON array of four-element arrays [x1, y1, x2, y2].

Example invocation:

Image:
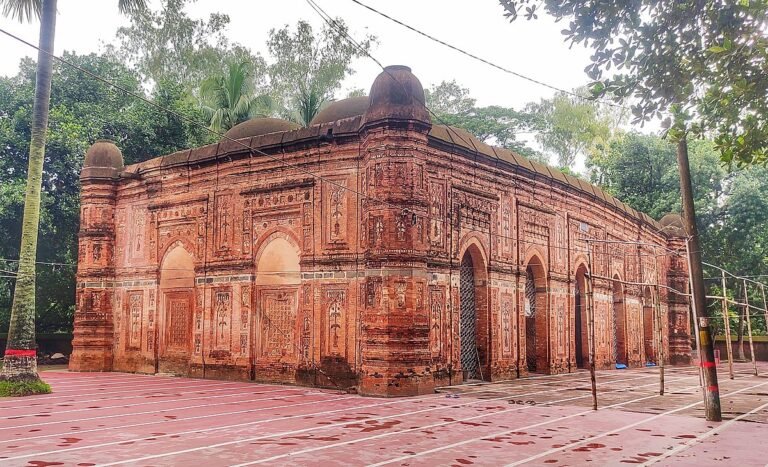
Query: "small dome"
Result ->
[[310, 96, 369, 125], [224, 118, 301, 140], [363, 65, 430, 127], [659, 213, 686, 236], [84, 140, 124, 170]]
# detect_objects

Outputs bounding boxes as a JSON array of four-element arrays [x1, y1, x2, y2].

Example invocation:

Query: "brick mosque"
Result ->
[[70, 65, 692, 396]]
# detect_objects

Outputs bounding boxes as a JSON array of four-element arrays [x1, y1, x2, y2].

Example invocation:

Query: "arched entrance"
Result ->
[[643, 286, 655, 364], [525, 256, 549, 374], [459, 243, 489, 381], [612, 276, 627, 366], [574, 265, 588, 369], [158, 245, 195, 375], [254, 235, 301, 372]]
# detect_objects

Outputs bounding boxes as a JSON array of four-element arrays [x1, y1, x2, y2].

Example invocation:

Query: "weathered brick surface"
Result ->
[[70, 66, 690, 396]]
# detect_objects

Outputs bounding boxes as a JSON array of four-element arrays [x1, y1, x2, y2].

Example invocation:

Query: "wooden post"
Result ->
[[586, 242, 598, 411], [721, 271, 735, 379], [743, 280, 758, 376], [654, 285, 665, 395]]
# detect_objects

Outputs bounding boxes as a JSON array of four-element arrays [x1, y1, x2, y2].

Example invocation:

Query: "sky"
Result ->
[[0, 0, 597, 110], [0, 0, 629, 171]]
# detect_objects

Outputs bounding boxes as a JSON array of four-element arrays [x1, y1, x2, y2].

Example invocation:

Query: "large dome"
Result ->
[[223, 118, 301, 140], [363, 65, 430, 127], [310, 96, 369, 125]]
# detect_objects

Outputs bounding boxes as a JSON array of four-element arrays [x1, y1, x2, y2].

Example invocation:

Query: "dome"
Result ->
[[81, 140, 124, 181], [659, 213, 686, 236], [84, 140, 124, 170], [363, 65, 430, 127], [224, 118, 301, 140], [310, 96, 369, 125]]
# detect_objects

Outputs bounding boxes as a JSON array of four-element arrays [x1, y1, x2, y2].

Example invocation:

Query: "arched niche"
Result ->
[[158, 244, 195, 374], [160, 244, 195, 289], [253, 234, 301, 364], [255, 237, 301, 286]]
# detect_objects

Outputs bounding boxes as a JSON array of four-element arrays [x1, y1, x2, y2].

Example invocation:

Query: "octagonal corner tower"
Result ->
[[71, 65, 691, 396]]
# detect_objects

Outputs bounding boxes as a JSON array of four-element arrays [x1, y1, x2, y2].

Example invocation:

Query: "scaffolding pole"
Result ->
[[742, 280, 758, 376], [719, 272, 735, 379], [586, 244, 598, 411], [653, 285, 665, 395]]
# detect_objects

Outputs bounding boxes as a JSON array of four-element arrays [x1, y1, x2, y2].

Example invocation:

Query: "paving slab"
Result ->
[[0, 362, 765, 466]]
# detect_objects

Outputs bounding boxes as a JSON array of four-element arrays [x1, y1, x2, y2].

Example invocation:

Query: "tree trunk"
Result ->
[[677, 136, 721, 421], [2, 0, 57, 379]]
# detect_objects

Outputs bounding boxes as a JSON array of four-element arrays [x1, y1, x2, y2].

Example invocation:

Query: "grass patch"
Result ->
[[0, 378, 52, 397]]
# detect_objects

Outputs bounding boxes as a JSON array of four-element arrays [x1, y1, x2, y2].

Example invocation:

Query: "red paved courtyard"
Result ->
[[1, 363, 767, 466]]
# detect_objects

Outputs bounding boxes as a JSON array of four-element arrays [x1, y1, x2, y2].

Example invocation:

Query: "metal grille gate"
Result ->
[[459, 254, 479, 380], [525, 270, 537, 372]]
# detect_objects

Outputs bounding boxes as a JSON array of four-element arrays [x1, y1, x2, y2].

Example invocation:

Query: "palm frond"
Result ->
[[0, 0, 41, 22], [117, 0, 146, 15]]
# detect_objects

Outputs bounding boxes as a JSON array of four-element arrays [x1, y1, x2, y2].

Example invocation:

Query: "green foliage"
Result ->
[[526, 90, 620, 168], [498, 0, 768, 166], [291, 86, 326, 127], [199, 61, 272, 133], [0, 377, 51, 396], [425, 80, 543, 162], [266, 20, 375, 121], [588, 134, 725, 221], [110, 0, 262, 93], [0, 52, 211, 334]]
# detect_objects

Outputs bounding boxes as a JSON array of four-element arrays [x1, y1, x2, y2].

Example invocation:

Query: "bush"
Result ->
[[0, 377, 52, 397]]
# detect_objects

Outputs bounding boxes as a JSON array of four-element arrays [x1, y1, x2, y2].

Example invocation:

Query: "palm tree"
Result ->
[[292, 85, 327, 127], [0, 0, 146, 381], [199, 61, 273, 133]]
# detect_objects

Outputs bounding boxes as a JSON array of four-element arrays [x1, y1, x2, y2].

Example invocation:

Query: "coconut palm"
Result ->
[[0, 0, 147, 381], [291, 85, 327, 127], [199, 61, 273, 133]]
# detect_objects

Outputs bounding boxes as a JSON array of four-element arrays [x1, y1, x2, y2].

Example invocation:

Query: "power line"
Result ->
[[0, 23, 684, 271], [346, 0, 626, 109]]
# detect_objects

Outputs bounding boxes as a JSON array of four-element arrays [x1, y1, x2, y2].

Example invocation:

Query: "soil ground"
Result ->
[[0, 362, 766, 466]]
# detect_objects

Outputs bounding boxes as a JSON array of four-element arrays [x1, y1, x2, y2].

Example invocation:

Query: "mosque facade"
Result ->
[[70, 66, 691, 396]]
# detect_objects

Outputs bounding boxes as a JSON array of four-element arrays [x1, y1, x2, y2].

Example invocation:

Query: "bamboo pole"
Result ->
[[762, 284, 768, 357], [742, 280, 758, 376], [654, 285, 665, 395], [586, 242, 598, 411], [721, 271, 735, 379]]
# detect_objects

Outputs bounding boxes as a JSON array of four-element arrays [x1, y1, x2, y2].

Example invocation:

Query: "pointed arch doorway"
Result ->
[[525, 256, 549, 374], [574, 265, 589, 369], [459, 243, 489, 381]]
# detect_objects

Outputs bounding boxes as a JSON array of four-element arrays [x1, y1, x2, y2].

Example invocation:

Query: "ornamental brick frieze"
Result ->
[[72, 67, 690, 394]]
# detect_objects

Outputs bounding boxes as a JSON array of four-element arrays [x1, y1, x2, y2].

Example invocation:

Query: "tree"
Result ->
[[266, 20, 375, 121], [199, 61, 272, 133], [0, 0, 146, 382], [497, 0, 768, 421], [527, 90, 618, 168], [589, 134, 725, 221], [425, 80, 543, 162], [291, 86, 326, 127], [109, 0, 264, 93]]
